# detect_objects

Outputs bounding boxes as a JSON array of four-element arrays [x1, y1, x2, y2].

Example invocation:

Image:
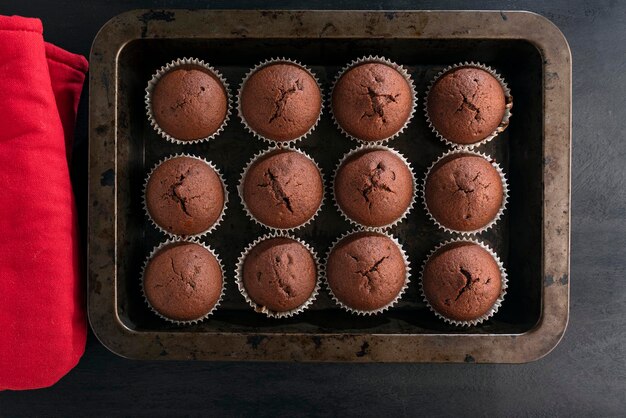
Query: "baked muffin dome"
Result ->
[[151, 64, 228, 141], [241, 149, 323, 229], [424, 153, 504, 232], [241, 236, 317, 314], [326, 231, 407, 312], [239, 62, 322, 142], [143, 242, 222, 322], [332, 62, 413, 142], [335, 148, 413, 227], [421, 241, 502, 322], [145, 156, 225, 236], [426, 66, 506, 145]]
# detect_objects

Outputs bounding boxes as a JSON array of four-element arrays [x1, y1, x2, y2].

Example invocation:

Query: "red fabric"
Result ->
[[46, 42, 89, 162], [0, 15, 87, 390]]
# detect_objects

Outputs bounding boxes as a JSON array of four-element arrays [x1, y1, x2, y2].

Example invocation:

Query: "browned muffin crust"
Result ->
[[422, 242, 502, 322], [151, 65, 228, 141], [144, 242, 223, 321], [326, 231, 406, 311], [242, 150, 323, 229], [240, 63, 322, 142], [146, 156, 225, 236], [426, 66, 506, 145], [332, 62, 413, 142], [424, 154, 503, 232], [242, 237, 317, 313], [335, 149, 413, 227]]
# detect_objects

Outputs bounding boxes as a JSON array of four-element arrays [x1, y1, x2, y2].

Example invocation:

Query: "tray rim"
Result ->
[[88, 9, 571, 363]]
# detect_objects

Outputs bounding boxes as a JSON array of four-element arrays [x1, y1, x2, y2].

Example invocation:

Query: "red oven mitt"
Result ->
[[0, 15, 87, 390]]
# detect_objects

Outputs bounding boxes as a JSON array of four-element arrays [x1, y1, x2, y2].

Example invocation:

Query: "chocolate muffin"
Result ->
[[421, 241, 502, 323], [335, 148, 413, 227], [241, 149, 323, 229], [426, 66, 506, 145], [424, 153, 504, 232], [143, 242, 223, 322], [239, 62, 322, 142], [151, 64, 228, 141], [326, 231, 407, 312], [241, 237, 317, 314], [145, 156, 225, 236], [332, 61, 413, 142]]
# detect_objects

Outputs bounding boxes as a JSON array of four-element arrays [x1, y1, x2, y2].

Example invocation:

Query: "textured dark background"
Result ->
[[0, 0, 624, 416]]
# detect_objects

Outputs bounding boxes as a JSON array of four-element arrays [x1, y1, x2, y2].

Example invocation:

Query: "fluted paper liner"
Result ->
[[424, 61, 513, 150], [323, 229, 410, 315], [143, 153, 228, 239], [235, 232, 321, 318], [140, 238, 226, 325], [330, 55, 417, 145], [332, 144, 417, 231], [145, 57, 232, 144], [238, 145, 324, 232], [237, 58, 323, 145], [419, 238, 508, 327]]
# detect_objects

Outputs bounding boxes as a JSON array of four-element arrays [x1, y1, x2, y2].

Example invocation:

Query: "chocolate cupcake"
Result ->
[[325, 231, 409, 314], [331, 56, 416, 143], [146, 58, 230, 143], [238, 59, 322, 143], [142, 241, 224, 323], [423, 151, 507, 234], [144, 155, 226, 237], [237, 234, 319, 317], [334, 146, 415, 228], [425, 63, 512, 148], [420, 240, 506, 326], [240, 148, 324, 230]]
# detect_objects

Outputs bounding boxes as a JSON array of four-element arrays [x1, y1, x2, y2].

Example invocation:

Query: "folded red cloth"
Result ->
[[0, 15, 87, 390]]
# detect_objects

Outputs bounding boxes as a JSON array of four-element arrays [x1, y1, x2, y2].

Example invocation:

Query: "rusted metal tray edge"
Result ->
[[88, 9, 571, 363]]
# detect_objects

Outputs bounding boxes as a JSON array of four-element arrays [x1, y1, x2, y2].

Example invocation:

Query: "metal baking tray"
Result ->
[[88, 10, 571, 363]]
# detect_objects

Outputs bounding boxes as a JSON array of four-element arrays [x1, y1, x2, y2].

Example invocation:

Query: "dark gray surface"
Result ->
[[0, 0, 624, 416]]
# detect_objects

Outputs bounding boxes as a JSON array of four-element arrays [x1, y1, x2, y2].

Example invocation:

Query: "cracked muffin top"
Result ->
[[335, 148, 413, 227], [421, 242, 502, 322], [143, 242, 223, 322], [424, 153, 503, 232], [331, 62, 413, 142], [426, 66, 506, 145], [241, 237, 317, 313], [145, 156, 225, 236], [241, 149, 323, 229], [151, 65, 228, 141], [239, 62, 322, 142], [326, 231, 406, 312]]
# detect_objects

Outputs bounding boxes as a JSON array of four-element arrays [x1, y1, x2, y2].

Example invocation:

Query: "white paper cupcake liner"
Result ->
[[140, 238, 226, 325], [424, 61, 513, 150], [421, 149, 508, 236], [237, 58, 323, 146], [238, 145, 325, 232], [323, 229, 411, 315], [145, 57, 232, 145], [419, 238, 508, 327], [142, 153, 228, 239], [235, 232, 321, 318], [332, 144, 417, 231], [329, 55, 418, 145]]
